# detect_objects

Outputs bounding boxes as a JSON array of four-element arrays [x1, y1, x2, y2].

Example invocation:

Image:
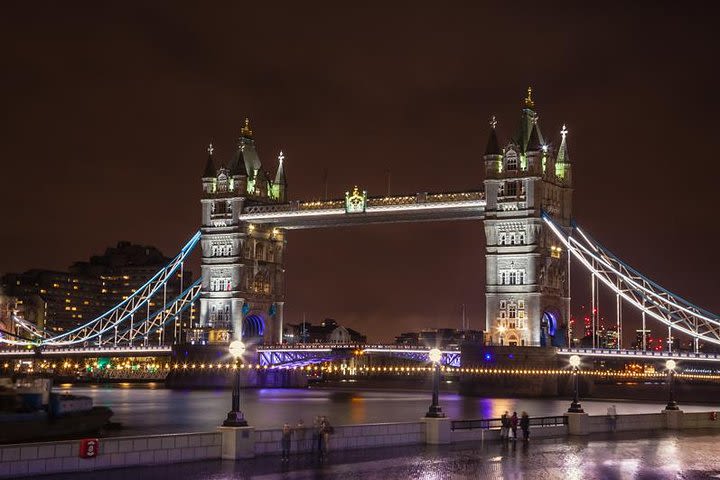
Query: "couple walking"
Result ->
[[281, 416, 334, 461], [500, 411, 530, 442]]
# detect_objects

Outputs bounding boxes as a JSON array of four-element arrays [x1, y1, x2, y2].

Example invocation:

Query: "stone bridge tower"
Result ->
[[196, 119, 287, 346], [483, 89, 573, 347]]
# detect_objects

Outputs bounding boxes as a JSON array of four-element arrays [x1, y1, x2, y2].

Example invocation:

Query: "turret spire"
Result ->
[[484, 115, 501, 156], [557, 124, 570, 164], [524, 86, 535, 109], [202, 143, 216, 178], [275, 150, 287, 185], [240, 117, 253, 137], [527, 117, 543, 152]]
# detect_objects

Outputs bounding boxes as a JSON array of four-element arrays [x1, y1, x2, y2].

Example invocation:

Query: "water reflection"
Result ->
[[54, 384, 716, 437]]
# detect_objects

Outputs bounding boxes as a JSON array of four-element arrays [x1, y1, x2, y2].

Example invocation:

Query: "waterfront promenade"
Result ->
[[38, 430, 720, 480]]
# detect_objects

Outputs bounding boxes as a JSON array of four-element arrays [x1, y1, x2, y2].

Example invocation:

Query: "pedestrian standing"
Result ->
[[320, 416, 333, 458], [607, 405, 617, 432], [295, 419, 306, 452], [520, 411, 530, 442], [500, 411, 509, 442], [510, 412, 518, 441], [311, 416, 321, 454], [281, 423, 293, 461]]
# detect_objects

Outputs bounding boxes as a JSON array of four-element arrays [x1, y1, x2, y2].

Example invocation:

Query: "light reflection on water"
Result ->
[[53, 384, 716, 437]]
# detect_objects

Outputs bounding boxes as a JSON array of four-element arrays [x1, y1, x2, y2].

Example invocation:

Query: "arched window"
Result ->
[[500, 272, 506, 285], [499, 233, 506, 245], [508, 305, 517, 318], [509, 271, 517, 285], [505, 150, 518, 171]]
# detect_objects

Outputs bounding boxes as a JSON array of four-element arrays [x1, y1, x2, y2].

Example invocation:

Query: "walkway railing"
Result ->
[[451, 415, 568, 431]]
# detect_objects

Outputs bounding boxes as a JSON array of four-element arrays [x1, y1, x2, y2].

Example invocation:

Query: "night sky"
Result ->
[[1, 3, 718, 343]]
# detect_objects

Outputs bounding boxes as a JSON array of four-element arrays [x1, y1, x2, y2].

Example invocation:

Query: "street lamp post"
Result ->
[[223, 340, 248, 427], [665, 359, 679, 411], [425, 348, 445, 418], [567, 354, 584, 413]]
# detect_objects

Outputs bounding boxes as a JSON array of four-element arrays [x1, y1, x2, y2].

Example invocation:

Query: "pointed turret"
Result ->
[[202, 143, 216, 178], [556, 124, 570, 164], [237, 117, 262, 175], [485, 116, 501, 156], [228, 146, 248, 177], [272, 150, 287, 201], [514, 86, 544, 152], [526, 120, 543, 152], [555, 124, 572, 184], [275, 151, 287, 185], [484, 116, 503, 178]]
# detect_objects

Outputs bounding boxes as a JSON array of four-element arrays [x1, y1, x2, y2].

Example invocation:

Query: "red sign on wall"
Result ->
[[79, 438, 99, 458]]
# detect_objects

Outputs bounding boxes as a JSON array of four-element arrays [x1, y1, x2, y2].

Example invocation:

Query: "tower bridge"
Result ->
[[2, 90, 719, 370]]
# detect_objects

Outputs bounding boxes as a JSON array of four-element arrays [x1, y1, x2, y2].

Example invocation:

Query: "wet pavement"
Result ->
[[44, 430, 720, 479]]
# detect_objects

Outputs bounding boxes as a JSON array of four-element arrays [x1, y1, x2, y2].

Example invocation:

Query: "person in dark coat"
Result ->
[[520, 411, 530, 441], [510, 412, 519, 441]]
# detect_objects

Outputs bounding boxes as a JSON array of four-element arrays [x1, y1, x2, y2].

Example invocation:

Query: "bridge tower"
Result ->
[[483, 89, 573, 347], [197, 119, 287, 346]]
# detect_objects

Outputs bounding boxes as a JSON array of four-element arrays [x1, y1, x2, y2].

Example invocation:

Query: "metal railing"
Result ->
[[451, 415, 568, 431]]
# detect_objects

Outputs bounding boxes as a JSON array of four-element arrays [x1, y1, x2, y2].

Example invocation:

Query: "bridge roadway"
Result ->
[[255, 344, 462, 367], [2, 344, 720, 365], [0, 345, 172, 358], [237, 191, 486, 229], [557, 347, 720, 363]]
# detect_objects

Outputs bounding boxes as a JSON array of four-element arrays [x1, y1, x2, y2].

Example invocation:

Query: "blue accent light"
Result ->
[[483, 352, 492, 362]]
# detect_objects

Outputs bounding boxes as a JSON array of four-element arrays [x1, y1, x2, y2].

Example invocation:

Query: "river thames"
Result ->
[[54, 383, 716, 437]]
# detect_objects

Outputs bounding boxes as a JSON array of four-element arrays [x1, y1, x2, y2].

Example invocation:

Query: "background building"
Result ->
[[395, 328, 485, 348], [1, 242, 191, 335], [283, 319, 366, 344]]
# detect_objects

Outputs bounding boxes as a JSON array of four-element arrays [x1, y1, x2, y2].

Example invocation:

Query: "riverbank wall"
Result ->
[[2, 410, 720, 478]]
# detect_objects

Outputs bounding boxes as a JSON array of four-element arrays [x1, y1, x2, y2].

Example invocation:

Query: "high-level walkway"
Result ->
[[41, 430, 720, 479]]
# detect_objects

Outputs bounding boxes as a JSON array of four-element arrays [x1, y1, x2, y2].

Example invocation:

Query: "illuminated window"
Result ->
[[210, 277, 232, 292], [505, 150, 518, 171]]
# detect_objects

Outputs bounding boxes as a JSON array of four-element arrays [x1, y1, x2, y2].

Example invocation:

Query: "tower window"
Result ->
[[505, 181, 517, 197], [505, 150, 518, 171]]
